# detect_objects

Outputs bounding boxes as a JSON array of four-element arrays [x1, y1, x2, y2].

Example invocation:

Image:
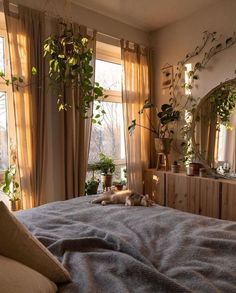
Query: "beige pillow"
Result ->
[[0, 255, 57, 293], [0, 201, 71, 283]]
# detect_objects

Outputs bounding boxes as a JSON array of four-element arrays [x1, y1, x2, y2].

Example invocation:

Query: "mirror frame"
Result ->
[[191, 77, 236, 171]]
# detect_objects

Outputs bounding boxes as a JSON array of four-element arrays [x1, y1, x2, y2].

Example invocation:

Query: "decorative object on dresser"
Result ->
[[0, 165, 21, 211], [144, 168, 236, 221], [171, 161, 180, 173]]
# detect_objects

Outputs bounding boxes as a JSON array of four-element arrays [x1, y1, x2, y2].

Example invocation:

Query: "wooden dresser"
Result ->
[[144, 169, 236, 221]]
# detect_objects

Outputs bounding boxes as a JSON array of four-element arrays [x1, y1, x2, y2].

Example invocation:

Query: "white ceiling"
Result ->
[[71, 0, 220, 32]]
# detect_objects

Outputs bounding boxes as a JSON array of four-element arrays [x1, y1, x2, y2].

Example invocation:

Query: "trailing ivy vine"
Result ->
[[0, 22, 107, 124], [209, 84, 236, 129], [43, 23, 106, 123], [167, 30, 236, 163]]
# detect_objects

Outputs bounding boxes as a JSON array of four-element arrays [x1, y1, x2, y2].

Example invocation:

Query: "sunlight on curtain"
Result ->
[[4, 2, 44, 208], [121, 41, 150, 193]]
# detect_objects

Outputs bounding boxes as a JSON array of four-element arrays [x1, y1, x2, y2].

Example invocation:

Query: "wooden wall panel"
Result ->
[[144, 170, 165, 205], [166, 173, 187, 212], [166, 174, 219, 217], [221, 182, 236, 221], [187, 177, 219, 218]]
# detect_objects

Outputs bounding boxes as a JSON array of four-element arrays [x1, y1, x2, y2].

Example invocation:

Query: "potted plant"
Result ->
[[0, 165, 21, 211], [113, 179, 126, 191], [85, 178, 100, 195], [128, 100, 180, 154], [96, 153, 115, 190]]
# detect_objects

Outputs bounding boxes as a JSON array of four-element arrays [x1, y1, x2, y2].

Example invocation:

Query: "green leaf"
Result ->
[[32, 67, 37, 75]]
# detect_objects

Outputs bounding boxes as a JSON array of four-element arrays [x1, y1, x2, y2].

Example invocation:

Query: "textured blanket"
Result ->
[[16, 196, 236, 292]]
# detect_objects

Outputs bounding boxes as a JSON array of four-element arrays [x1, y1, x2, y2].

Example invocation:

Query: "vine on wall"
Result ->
[[167, 30, 236, 163]]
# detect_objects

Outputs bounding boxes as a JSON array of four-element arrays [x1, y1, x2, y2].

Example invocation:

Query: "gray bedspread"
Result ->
[[16, 196, 236, 293]]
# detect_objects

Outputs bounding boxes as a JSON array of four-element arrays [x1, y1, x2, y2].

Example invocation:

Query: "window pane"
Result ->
[[95, 60, 121, 91], [89, 101, 125, 163], [0, 92, 8, 170], [0, 37, 5, 73]]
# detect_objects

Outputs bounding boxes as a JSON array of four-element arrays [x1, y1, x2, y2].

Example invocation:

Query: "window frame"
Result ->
[[94, 42, 125, 169], [0, 28, 11, 176]]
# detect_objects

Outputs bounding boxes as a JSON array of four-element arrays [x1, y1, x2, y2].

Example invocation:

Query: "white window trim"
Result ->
[[0, 28, 11, 177], [93, 42, 125, 167]]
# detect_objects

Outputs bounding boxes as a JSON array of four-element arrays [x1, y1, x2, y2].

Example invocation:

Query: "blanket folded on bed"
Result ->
[[16, 196, 236, 293]]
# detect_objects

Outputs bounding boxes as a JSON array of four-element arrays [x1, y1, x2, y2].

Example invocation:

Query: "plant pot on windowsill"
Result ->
[[85, 178, 100, 195], [155, 138, 172, 154], [101, 174, 113, 190], [113, 180, 126, 191], [10, 198, 21, 212]]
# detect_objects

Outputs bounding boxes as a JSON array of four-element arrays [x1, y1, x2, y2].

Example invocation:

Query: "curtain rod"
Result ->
[[1, 0, 146, 47]]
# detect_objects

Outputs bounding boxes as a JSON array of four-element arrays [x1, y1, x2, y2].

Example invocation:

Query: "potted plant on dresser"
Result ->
[[129, 100, 180, 155], [0, 165, 21, 211], [96, 153, 115, 191]]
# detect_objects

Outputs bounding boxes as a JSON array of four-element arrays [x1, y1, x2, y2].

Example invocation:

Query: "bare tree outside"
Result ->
[[88, 59, 126, 182]]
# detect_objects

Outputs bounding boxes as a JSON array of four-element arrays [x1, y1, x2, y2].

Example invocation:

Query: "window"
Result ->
[[88, 41, 126, 181], [0, 28, 10, 171]]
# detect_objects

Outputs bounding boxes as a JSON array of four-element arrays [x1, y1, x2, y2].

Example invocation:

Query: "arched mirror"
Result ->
[[191, 78, 236, 177]]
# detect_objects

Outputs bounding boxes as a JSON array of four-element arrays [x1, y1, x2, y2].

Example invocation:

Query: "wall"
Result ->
[[7, 0, 150, 46], [151, 0, 236, 108]]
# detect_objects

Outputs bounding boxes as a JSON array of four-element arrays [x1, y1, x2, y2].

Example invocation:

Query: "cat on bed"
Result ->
[[91, 189, 153, 207]]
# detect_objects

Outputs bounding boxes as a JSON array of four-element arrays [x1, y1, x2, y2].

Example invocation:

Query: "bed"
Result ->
[[15, 195, 236, 292]]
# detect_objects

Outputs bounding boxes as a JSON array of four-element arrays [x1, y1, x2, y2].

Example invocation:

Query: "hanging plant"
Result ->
[[209, 84, 236, 128], [43, 22, 106, 123], [0, 23, 106, 124]]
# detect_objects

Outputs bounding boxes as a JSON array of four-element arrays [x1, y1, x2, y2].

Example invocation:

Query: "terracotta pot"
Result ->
[[115, 184, 124, 191], [171, 164, 180, 173], [101, 175, 113, 188], [10, 199, 21, 212], [189, 162, 202, 176], [155, 138, 172, 154]]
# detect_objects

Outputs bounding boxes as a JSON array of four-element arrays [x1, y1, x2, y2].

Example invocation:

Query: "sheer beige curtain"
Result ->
[[4, 2, 46, 209], [121, 40, 151, 193], [4, 2, 95, 208]]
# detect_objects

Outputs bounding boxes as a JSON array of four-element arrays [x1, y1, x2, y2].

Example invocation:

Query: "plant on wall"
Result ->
[[169, 31, 236, 110], [165, 30, 236, 163]]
